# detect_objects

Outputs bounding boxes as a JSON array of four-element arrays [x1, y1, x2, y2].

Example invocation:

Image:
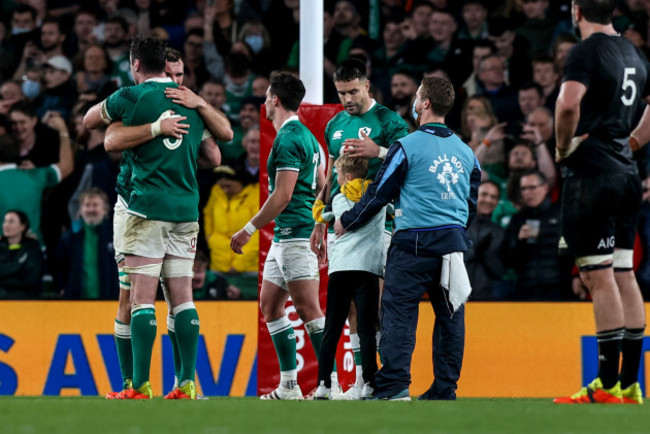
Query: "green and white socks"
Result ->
[[130, 304, 157, 389], [167, 314, 181, 388], [114, 319, 132, 390], [267, 316, 297, 389], [173, 302, 200, 384]]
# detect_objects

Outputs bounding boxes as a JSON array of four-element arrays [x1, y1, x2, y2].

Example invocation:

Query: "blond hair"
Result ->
[[334, 155, 368, 180]]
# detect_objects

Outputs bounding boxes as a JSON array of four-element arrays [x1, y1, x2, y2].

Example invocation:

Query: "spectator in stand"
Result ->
[[34, 55, 76, 119], [371, 16, 409, 100], [69, 9, 99, 60], [204, 165, 259, 276], [0, 80, 25, 115], [550, 33, 578, 74], [252, 76, 269, 98], [476, 54, 520, 124], [516, 0, 555, 59], [387, 69, 418, 125], [517, 82, 544, 120], [0, 210, 42, 299], [192, 251, 242, 300], [239, 125, 260, 185], [223, 41, 256, 123], [487, 16, 532, 88], [104, 15, 133, 87], [66, 102, 117, 221], [10, 102, 60, 168], [0, 115, 73, 245], [199, 78, 228, 112], [237, 20, 275, 78], [532, 56, 560, 112], [0, 5, 40, 81], [466, 180, 505, 300], [182, 29, 211, 93], [500, 170, 570, 300], [76, 44, 117, 102], [333, 0, 376, 53], [40, 16, 66, 60], [56, 188, 118, 300], [401, 1, 434, 41], [458, 0, 489, 40], [220, 95, 263, 165], [463, 39, 497, 98], [525, 107, 556, 159]]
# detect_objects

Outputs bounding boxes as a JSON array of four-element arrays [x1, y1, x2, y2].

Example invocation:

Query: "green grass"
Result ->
[[2, 397, 650, 434]]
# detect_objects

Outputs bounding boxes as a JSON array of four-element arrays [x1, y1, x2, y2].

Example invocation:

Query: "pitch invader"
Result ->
[[311, 58, 409, 400], [231, 71, 327, 400]]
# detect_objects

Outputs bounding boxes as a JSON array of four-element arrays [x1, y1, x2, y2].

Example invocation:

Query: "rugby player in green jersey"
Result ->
[[230, 71, 327, 400], [310, 58, 409, 399], [84, 37, 232, 400]]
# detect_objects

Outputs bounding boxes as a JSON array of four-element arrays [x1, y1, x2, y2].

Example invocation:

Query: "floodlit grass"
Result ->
[[2, 397, 650, 434]]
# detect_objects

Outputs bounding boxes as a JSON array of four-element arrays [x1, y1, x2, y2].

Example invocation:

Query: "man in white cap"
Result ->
[[35, 55, 76, 119]]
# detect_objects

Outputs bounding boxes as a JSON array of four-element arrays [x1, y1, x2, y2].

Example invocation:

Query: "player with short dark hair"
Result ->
[[230, 71, 326, 400], [553, 0, 649, 404]]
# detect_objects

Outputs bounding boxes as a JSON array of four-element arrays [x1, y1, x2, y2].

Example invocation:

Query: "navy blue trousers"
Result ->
[[375, 245, 465, 399]]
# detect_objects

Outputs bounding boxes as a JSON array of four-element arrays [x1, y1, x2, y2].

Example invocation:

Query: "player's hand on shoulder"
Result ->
[[230, 229, 251, 254], [165, 85, 205, 109]]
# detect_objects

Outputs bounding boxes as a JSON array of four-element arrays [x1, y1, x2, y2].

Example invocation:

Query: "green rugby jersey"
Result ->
[[267, 115, 321, 242], [104, 77, 207, 222], [325, 100, 408, 194], [324, 100, 408, 231]]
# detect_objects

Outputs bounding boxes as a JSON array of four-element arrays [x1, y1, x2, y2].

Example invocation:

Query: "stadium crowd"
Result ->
[[0, 0, 649, 302]]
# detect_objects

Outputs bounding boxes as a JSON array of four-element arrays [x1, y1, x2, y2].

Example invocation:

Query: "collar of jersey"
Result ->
[[366, 99, 377, 112], [0, 163, 17, 171], [280, 115, 299, 130], [144, 77, 173, 83]]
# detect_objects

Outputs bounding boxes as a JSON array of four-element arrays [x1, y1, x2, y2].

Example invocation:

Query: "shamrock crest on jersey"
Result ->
[[358, 126, 372, 138]]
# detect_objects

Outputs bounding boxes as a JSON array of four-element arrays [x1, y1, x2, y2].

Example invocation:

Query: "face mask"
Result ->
[[22, 80, 41, 99], [12, 27, 31, 35], [245, 35, 264, 54], [412, 100, 420, 126]]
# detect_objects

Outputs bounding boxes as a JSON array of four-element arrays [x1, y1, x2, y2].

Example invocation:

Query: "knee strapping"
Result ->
[[576, 254, 613, 272], [118, 268, 131, 291], [131, 303, 156, 316], [162, 259, 194, 278], [613, 249, 634, 271], [172, 301, 195, 316], [123, 262, 162, 277]]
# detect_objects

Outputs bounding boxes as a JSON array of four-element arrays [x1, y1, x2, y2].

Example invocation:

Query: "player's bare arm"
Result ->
[[230, 170, 299, 255], [555, 80, 588, 162], [104, 112, 190, 152], [164, 85, 234, 142], [197, 136, 221, 168], [310, 158, 333, 258], [630, 96, 650, 151]]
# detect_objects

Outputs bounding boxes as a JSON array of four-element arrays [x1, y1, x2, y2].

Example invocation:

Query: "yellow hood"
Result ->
[[341, 178, 372, 202]]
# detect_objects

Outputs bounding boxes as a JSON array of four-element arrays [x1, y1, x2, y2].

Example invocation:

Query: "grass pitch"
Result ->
[[2, 397, 650, 434]]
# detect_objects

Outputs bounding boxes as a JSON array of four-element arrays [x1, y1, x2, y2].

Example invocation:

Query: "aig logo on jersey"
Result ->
[[429, 154, 465, 199]]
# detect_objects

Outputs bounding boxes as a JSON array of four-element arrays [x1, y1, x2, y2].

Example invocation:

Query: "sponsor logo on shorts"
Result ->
[[597, 236, 615, 250], [187, 237, 197, 254]]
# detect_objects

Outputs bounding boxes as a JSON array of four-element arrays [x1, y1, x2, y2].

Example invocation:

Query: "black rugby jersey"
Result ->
[[561, 32, 650, 176]]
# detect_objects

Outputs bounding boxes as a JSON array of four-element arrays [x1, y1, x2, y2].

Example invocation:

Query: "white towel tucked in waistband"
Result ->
[[440, 251, 472, 312]]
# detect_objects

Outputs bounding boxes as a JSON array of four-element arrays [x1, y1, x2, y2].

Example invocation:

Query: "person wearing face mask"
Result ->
[[55, 188, 118, 300], [0, 210, 43, 299], [237, 20, 276, 78]]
